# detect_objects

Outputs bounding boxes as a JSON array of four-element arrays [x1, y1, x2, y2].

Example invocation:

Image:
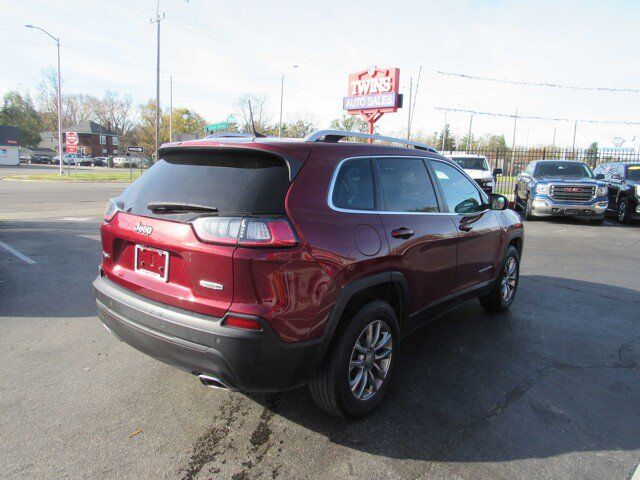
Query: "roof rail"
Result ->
[[303, 130, 438, 153], [204, 132, 254, 139]]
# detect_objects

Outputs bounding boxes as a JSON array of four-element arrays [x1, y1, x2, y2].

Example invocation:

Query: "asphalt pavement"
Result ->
[[1, 179, 639, 480]]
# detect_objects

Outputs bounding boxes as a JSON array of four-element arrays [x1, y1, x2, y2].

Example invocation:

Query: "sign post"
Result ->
[[343, 67, 403, 142], [127, 147, 144, 180], [65, 131, 78, 176]]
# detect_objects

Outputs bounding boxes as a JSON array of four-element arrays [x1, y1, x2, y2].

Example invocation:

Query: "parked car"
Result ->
[[514, 160, 608, 224], [76, 156, 95, 166], [92, 157, 108, 167], [113, 156, 142, 167], [448, 153, 501, 193], [93, 130, 524, 418], [29, 155, 53, 165], [593, 162, 640, 223], [19, 154, 32, 164], [53, 154, 80, 165]]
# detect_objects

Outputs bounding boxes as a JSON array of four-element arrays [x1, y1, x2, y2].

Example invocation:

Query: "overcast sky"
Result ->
[[2, 0, 640, 148]]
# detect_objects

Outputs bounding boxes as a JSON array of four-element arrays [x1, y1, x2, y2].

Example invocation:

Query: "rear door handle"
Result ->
[[391, 228, 414, 239], [459, 224, 473, 232]]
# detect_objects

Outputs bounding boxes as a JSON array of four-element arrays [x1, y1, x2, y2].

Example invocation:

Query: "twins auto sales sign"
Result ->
[[343, 67, 401, 115]]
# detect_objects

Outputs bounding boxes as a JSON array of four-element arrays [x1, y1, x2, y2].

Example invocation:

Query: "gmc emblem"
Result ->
[[133, 222, 153, 236]]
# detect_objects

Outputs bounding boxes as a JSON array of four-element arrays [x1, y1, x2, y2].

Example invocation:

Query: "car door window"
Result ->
[[331, 157, 375, 211], [375, 157, 439, 212], [431, 160, 485, 214]]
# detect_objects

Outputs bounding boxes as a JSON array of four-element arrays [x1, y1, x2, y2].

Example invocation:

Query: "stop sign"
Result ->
[[66, 131, 78, 145]]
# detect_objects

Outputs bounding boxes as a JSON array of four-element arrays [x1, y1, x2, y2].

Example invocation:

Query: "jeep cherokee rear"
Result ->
[[94, 130, 524, 418]]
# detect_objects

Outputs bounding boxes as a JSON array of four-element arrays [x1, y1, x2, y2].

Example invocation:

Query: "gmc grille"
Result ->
[[550, 185, 595, 202]]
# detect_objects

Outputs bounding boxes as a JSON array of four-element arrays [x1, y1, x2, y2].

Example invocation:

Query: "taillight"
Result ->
[[222, 315, 262, 331], [192, 217, 298, 247], [104, 197, 124, 222]]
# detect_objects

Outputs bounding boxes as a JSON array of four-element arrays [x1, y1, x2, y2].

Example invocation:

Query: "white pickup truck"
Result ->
[[447, 153, 502, 193]]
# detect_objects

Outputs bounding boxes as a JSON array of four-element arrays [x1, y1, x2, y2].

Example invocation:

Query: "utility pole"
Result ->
[[511, 107, 518, 160], [169, 75, 173, 142], [279, 65, 298, 137], [406, 77, 413, 139], [571, 120, 578, 152], [407, 66, 422, 139], [467, 114, 473, 151], [151, 1, 165, 162], [552, 126, 556, 149], [26, 25, 63, 175]]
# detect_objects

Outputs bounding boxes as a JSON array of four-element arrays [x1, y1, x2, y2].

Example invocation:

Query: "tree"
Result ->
[[281, 116, 316, 138], [437, 124, 456, 151], [37, 67, 94, 133], [235, 93, 274, 135], [90, 90, 138, 148], [586, 141, 598, 161], [329, 114, 373, 134], [0, 91, 41, 147], [171, 107, 207, 137]]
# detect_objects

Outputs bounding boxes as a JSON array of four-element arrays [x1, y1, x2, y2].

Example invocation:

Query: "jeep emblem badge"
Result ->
[[133, 222, 153, 236]]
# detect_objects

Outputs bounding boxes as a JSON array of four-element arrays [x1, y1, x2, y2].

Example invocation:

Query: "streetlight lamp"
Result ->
[[278, 65, 298, 138], [26, 24, 63, 175]]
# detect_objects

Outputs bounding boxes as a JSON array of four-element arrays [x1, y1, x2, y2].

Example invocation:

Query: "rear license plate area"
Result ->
[[134, 245, 169, 282], [564, 209, 579, 215]]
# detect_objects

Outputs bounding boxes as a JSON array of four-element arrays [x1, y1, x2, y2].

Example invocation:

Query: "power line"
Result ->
[[433, 106, 640, 126], [436, 70, 640, 94]]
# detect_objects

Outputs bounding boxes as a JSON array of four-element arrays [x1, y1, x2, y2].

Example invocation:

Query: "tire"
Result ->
[[618, 199, 630, 224], [513, 189, 521, 211], [524, 195, 535, 221], [589, 218, 604, 226], [309, 300, 399, 418], [480, 246, 520, 313]]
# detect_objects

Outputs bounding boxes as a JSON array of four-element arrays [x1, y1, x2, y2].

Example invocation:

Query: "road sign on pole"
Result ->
[[65, 131, 78, 154], [128, 146, 144, 153]]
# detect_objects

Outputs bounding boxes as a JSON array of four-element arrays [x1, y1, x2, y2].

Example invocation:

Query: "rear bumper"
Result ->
[[93, 275, 324, 392]]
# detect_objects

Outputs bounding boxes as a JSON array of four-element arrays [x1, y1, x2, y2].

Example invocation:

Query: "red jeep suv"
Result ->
[[93, 130, 524, 418]]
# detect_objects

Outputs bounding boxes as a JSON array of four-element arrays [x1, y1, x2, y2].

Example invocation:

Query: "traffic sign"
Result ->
[[67, 145, 78, 154], [128, 146, 144, 153], [205, 121, 230, 133], [65, 131, 78, 146]]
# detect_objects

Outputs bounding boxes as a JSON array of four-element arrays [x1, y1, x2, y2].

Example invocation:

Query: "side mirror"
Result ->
[[493, 168, 503, 177], [489, 193, 508, 211], [595, 173, 605, 180], [611, 173, 623, 181]]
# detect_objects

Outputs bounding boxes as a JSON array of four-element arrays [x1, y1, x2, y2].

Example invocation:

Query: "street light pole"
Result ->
[[151, 1, 165, 162], [279, 65, 298, 138], [26, 25, 63, 175]]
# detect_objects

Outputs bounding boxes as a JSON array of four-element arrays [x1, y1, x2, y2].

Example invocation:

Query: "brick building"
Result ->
[[40, 121, 119, 157]]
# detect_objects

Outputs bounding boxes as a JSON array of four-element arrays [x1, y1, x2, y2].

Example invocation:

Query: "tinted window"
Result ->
[[431, 161, 484, 214], [626, 164, 640, 181], [534, 162, 593, 178], [452, 156, 489, 171], [376, 157, 439, 212], [332, 157, 375, 211], [120, 150, 291, 218]]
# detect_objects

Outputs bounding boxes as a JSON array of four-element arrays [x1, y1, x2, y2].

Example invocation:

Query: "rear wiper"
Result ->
[[147, 202, 219, 213]]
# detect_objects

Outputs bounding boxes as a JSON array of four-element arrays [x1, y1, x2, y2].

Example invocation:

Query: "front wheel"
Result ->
[[618, 199, 630, 224], [309, 301, 399, 418], [480, 246, 520, 312], [524, 196, 535, 220]]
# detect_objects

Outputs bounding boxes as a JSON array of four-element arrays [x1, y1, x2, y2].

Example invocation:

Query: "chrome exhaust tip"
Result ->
[[198, 374, 229, 390]]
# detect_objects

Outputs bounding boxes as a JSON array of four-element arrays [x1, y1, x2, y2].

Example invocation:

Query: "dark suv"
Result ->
[[93, 130, 524, 418], [593, 162, 640, 223]]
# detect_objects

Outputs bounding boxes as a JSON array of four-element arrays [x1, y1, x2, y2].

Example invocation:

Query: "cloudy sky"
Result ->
[[2, 0, 640, 148]]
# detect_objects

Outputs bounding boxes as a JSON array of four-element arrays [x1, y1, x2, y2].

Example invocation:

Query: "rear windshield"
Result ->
[[120, 150, 291, 218], [452, 157, 489, 171]]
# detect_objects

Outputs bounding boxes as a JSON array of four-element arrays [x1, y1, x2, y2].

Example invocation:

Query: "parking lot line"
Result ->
[[0, 240, 37, 264]]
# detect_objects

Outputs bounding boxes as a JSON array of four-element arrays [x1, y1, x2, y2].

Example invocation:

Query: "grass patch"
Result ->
[[4, 171, 144, 182]]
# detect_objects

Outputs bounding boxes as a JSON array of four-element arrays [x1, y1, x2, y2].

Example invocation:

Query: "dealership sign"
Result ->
[[343, 67, 401, 115]]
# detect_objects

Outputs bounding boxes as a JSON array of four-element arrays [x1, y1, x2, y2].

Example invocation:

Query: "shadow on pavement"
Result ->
[[246, 275, 640, 464]]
